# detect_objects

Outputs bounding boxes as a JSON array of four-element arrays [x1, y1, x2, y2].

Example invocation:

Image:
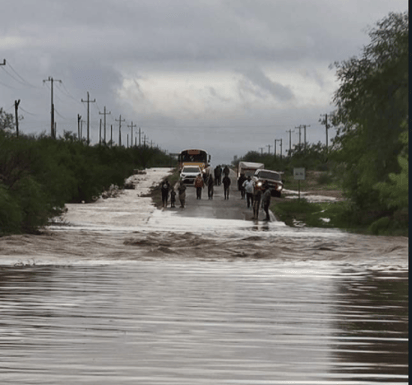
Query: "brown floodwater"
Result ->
[[0, 229, 408, 384], [0, 169, 408, 384]]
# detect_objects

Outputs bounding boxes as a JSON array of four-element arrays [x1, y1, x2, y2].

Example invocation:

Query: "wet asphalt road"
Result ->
[[171, 171, 276, 222]]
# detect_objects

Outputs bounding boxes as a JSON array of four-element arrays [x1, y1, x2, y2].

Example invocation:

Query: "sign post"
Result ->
[[293, 168, 306, 200]]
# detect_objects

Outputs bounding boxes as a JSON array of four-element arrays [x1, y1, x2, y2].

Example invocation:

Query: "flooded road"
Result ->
[[0, 168, 408, 384]]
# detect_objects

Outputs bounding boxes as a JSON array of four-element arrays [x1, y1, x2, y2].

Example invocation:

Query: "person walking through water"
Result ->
[[177, 181, 186, 208], [238, 173, 246, 199], [170, 187, 176, 208], [261, 182, 272, 221], [207, 174, 214, 200], [222, 174, 231, 200], [194, 173, 204, 199], [252, 182, 262, 220], [214, 165, 222, 186], [223, 165, 230, 177], [160, 178, 170, 208], [243, 176, 254, 208]]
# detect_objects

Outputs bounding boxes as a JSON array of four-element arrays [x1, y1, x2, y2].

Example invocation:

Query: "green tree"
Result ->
[[0, 108, 15, 132], [331, 12, 408, 221]]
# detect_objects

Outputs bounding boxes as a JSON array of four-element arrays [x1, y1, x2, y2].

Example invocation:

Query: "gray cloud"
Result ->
[[239, 66, 294, 101], [0, 0, 407, 165]]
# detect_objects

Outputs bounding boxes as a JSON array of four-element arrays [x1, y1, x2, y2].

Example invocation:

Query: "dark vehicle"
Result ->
[[253, 169, 284, 197]]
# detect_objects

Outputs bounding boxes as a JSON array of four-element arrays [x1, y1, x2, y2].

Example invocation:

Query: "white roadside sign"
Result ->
[[293, 168, 306, 180]]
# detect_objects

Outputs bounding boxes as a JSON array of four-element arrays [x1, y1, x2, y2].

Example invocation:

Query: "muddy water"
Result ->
[[0, 170, 408, 384]]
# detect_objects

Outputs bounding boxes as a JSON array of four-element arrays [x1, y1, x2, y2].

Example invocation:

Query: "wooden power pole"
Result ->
[[115, 115, 125, 146], [14, 99, 20, 137], [99, 106, 111, 144], [43, 76, 62, 138], [128, 121, 137, 147], [81, 92, 96, 144]]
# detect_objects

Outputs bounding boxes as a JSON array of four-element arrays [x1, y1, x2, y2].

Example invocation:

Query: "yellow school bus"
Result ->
[[178, 149, 211, 172]]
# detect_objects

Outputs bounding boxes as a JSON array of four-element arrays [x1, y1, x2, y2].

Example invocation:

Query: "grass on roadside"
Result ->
[[283, 171, 341, 192], [272, 198, 408, 236], [271, 199, 336, 228]]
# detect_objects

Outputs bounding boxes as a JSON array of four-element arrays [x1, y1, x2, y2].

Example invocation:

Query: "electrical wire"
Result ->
[[54, 108, 70, 120], [19, 106, 38, 116], [0, 78, 20, 89], [55, 81, 83, 106], [6, 61, 38, 88], [0, 65, 26, 86]]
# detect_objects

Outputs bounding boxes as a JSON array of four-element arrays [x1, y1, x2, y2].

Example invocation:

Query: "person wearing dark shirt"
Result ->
[[222, 175, 231, 200]]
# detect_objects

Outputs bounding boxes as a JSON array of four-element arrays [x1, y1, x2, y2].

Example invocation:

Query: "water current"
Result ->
[[0, 169, 408, 384]]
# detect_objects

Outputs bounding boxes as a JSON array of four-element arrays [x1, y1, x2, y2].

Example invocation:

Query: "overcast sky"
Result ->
[[0, 0, 407, 165]]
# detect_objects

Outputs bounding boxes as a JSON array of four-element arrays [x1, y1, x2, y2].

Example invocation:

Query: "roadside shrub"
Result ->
[[369, 216, 391, 235], [0, 183, 22, 234], [12, 176, 52, 232], [316, 172, 333, 185], [0, 129, 175, 235]]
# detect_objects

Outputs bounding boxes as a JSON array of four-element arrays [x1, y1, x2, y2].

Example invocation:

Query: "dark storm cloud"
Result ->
[[239, 67, 294, 101], [0, 0, 408, 164]]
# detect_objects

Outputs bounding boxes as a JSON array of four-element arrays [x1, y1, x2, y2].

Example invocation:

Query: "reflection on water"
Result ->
[[0, 166, 408, 383], [0, 257, 408, 384]]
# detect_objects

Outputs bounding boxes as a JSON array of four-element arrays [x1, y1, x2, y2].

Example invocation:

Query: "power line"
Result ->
[[0, 78, 20, 89], [55, 81, 82, 105], [6, 61, 38, 88], [19, 106, 38, 116], [54, 107, 70, 120]]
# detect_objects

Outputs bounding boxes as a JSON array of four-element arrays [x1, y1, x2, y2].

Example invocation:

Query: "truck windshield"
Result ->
[[258, 171, 281, 180]]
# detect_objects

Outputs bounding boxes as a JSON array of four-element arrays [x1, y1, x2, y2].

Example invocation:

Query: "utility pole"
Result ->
[[295, 125, 303, 148], [110, 124, 113, 146], [43, 76, 62, 139], [286, 129, 292, 155], [99, 106, 111, 144], [274, 139, 281, 159], [259, 147, 264, 155], [266, 144, 271, 154], [128, 121, 137, 147], [77, 114, 81, 140], [14, 99, 20, 137], [279, 139, 283, 160], [320, 114, 329, 150], [81, 92, 96, 144], [99, 119, 102, 144], [80, 119, 85, 140], [115, 115, 125, 146], [139, 128, 141, 147], [303, 125, 310, 150]]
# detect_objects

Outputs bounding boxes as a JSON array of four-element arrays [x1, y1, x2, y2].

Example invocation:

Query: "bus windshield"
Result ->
[[180, 150, 207, 163]]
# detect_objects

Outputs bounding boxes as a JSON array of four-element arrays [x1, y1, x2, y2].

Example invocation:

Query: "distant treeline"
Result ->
[[234, 12, 408, 235], [0, 129, 175, 235]]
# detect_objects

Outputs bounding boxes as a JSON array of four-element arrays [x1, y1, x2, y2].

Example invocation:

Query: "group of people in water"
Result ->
[[160, 167, 271, 221], [237, 174, 272, 221]]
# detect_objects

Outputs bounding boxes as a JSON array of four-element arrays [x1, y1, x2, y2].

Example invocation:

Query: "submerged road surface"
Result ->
[[0, 168, 408, 384], [169, 170, 276, 222]]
